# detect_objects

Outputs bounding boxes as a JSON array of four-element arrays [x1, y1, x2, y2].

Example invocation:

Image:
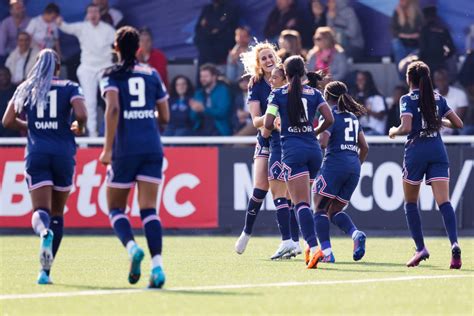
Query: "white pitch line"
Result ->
[[0, 274, 472, 301]]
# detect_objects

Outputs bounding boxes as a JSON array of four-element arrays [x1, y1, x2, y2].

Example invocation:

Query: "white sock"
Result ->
[[310, 246, 318, 253], [351, 230, 360, 240], [322, 247, 332, 257], [151, 255, 163, 269], [126, 240, 137, 255]]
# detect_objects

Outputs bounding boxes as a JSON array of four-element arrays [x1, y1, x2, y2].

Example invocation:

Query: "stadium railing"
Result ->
[[0, 136, 473, 146]]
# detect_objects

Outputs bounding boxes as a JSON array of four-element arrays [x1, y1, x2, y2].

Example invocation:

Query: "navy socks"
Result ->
[[439, 202, 458, 246], [274, 198, 291, 240], [109, 209, 135, 247], [49, 216, 64, 258], [243, 188, 267, 235], [296, 202, 318, 248], [140, 209, 163, 257], [404, 203, 425, 251]]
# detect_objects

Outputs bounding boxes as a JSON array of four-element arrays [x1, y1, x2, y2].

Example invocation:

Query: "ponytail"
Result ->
[[325, 81, 366, 117], [407, 61, 441, 133], [12, 49, 59, 113], [284, 55, 307, 127], [306, 70, 324, 89]]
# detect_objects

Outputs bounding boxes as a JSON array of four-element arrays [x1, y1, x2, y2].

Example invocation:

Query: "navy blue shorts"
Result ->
[[25, 153, 75, 192], [313, 169, 359, 204], [268, 144, 284, 181], [253, 130, 270, 160], [283, 148, 322, 182], [403, 138, 450, 185], [107, 154, 163, 189]]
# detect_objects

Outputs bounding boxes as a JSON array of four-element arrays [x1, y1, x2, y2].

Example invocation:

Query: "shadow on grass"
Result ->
[[54, 283, 256, 297]]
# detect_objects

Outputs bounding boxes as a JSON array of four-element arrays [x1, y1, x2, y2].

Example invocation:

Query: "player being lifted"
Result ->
[[2, 49, 87, 284], [265, 56, 334, 268], [389, 61, 463, 269], [313, 80, 368, 263], [99, 26, 170, 287], [235, 43, 301, 259]]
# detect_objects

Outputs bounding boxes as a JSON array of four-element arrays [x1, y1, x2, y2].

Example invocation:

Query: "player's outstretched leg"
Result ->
[[314, 211, 335, 263], [404, 203, 430, 267], [271, 198, 295, 260], [109, 208, 144, 284], [32, 208, 54, 284], [331, 211, 366, 261], [296, 203, 323, 269], [235, 188, 267, 254], [140, 209, 166, 288], [438, 202, 462, 269], [288, 201, 302, 256]]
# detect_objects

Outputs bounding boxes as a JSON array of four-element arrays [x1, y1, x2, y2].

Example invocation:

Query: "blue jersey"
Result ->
[[400, 90, 452, 140], [25, 78, 84, 157], [100, 63, 168, 159], [322, 108, 361, 174], [268, 84, 326, 152], [248, 77, 280, 148]]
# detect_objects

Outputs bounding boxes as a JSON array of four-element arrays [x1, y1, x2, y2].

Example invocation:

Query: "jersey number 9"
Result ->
[[128, 77, 146, 108]]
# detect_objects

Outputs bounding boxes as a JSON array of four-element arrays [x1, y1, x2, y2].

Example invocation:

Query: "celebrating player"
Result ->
[[264, 55, 334, 268], [313, 80, 369, 263], [99, 26, 170, 287], [235, 42, 301, 259], [2, 49, 87, 284], [389, 61, 463, 269]]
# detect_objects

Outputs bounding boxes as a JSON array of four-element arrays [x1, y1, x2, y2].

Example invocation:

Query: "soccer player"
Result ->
[[313, 80, 369, 263], [2, 49, 87, 284], [264, 55, 334, 269], [235, 43, 301, 259], [389, 61, 463, 269], [99, 26, 169, 287]]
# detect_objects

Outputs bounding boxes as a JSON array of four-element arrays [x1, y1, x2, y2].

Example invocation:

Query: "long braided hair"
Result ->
[[324, 81, 366, 117], [12, 48, 59, 113], [406, 61, 441, 133]]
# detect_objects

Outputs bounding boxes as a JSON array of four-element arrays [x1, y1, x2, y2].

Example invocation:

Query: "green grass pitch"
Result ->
[[1, 236, 472, 315]]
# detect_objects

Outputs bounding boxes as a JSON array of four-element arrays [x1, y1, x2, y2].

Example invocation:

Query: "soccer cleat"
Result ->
[[307, 249, 324, 269], [304, 246, 311, 265], [292, 241, 302, 256], [37, 270, 52, 285], [39, 229, 54, 271], [271, 240, 295, 260], [321, 252, 336, 263], [148, 266, 166, 289], [450, 244, 462, 269], [353, 231, 367, 261], [235, 231, 251, 255], [406, 247, 430, 267], [128, 244, 145, 284]]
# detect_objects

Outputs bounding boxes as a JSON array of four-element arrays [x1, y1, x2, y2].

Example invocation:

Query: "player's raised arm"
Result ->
[[1, 100, 27, 132]]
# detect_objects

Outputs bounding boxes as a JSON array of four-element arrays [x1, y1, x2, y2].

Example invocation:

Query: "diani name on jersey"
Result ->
[[123, 109, 155, 120], [35, 121, 58, 129]]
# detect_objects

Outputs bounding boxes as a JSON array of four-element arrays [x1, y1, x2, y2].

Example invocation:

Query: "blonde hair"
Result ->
[[398, 0, 421, 28], [308, 26, 343, 56], [240, 41, 280, 82]]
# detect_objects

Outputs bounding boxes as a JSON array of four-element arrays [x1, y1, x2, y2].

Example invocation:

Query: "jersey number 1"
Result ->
[[344, 118, 359, 143], [128, 77, 146, 108], [36, 90, 57, 118]]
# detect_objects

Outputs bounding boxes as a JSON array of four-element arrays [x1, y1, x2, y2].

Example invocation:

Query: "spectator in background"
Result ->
[[92, 0, 123, 28], [0, 0, 30, 64], [306, 27, 348, 81], [0, 67, 19, 137], [326, 0, 364, 59], [433, 68, 468, 135], [385, 85, 408, 135], [233, 75, 256, 136], [5, 31, 39, 85], [136, 28, 168, 87], [26, 3, 60, 53], [194, 0, 238, 66], [459, 51, 474, 134], [391, 0, 423, 66], [466, 24, 474, 53], [190, 63, 232, 136], [263, 0, 301, 44], [304, 0, 327, 48], [352, 71, 386, 135], [164, 75, 194, 136], [226, 26, 251, 83], [277, 29, 305, 62], [418, 6, 456, 76], [57, 3, 115, 137]]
